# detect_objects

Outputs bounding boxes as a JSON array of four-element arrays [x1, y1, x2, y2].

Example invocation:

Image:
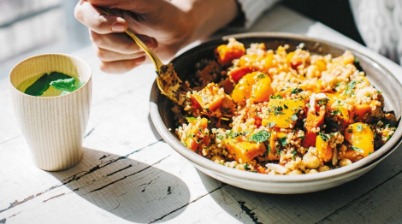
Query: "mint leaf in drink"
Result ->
[[24, 74, 50, 96], [47, 71, 73, 82], [24, 71, 82, 96], [48, 72, 82, 92], [50, 78, 78, 92]]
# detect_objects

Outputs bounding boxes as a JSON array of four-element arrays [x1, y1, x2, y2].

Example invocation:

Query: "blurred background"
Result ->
[[0, 0, 90, 77]]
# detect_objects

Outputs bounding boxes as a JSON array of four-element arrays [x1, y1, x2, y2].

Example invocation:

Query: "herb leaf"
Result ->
[[249, 130, 270, 142], [24, 74, 50, 96], [24, 71, 80, 96], [50, 78, 77, 92], [345, 80, 356, 95], [351, 146, 364, 153], [319, 132, 329, 141], [278, 137, 288, 146]]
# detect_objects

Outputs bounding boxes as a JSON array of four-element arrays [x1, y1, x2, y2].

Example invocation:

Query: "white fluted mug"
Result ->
[[9, 54, 92, 171]]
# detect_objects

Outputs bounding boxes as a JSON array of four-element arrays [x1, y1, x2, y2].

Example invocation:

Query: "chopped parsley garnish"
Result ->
[[227, 131, 241, 138], [256, 73, 266, 80], [291, 150, 297, 159], [186, 117, 198, 123], [331, 109, 340, 115], [273, 106, 284, 115], [345, 80, 356, 95], [271, 95, 283, 99], [244, 163, 250, 170], [216, 134, 224, 140], [317, 98, 329, 106], [319, 132, 329, 141], [351, 146, 364, 153], [278, 137, 288, 146], [291, 87, 302, 94], [249, 130, 270, 142], [356, 124, 363, 132]]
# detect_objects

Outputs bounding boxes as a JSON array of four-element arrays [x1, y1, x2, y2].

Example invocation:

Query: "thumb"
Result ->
[[75, 0, 128, 34]]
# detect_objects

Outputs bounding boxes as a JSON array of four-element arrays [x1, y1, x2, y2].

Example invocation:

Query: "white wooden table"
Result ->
[[1, 5, 402, 224]]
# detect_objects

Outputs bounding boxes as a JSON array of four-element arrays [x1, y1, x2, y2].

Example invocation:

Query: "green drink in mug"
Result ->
[[10, 54, 92, 171]]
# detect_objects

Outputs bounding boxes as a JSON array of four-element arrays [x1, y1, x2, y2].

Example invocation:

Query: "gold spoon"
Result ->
[[100, 9, 187, 105]]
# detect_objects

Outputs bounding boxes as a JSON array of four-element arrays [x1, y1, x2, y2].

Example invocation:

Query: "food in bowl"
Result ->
[[172, 38, 397, 175]]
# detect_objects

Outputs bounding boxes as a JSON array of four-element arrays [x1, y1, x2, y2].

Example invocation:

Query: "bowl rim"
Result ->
[[150, 32, 402, 183]]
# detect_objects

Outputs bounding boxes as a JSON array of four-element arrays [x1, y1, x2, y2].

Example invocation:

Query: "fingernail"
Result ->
[[112, 22, 126, 32], [142, 36, 158, 49]]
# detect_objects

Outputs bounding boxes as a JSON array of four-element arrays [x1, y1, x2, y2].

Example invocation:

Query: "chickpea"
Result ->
[[307, 169, 318, 174], [318, 165, 330, 172], [288, 170, 303, 175], [339, 158, 352, 167], [303, 153, 321, 169], [211, 155, 224, 164]]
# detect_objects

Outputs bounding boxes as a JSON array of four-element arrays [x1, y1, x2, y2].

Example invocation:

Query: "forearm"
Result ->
[[237, 0, 279, 28], [185, 0, 239, 42]]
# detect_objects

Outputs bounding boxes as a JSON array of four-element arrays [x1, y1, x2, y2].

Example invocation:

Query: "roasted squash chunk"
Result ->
[[344, 122, 374, 157], [262, 98, 304, 129], [225, 139, 266, 163]]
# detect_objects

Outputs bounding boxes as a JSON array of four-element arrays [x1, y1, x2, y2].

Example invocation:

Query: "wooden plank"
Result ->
[[156, 146, 402, 223]]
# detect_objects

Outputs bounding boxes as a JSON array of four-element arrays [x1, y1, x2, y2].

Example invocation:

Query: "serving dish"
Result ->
[[149, 32, 402, 194]]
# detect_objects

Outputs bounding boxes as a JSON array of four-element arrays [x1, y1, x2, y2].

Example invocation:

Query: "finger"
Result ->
[[90, 31, 158, 54], [75, 0, 127, 34], [99, 56, 147, 74], [87, 0, 160, 13], [91, 31, 139, 54], [96, 47, 146, 62]]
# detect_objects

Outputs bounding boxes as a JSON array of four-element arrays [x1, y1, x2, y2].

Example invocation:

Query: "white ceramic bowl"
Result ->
[[150, 33, 402, 194]]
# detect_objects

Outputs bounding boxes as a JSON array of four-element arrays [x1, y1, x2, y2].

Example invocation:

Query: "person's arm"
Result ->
[[349, 0, 402, 64], [74, 0, 239, 73], [237, 0, 280, 28]]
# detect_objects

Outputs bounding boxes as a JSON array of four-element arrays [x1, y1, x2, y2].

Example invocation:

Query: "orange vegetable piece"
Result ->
[[228, 66, 256, 83], [314, 58, 327, 71], [231, 72, 273, 104], [327, 95, 351, 129], [344, 122, 374, 157], [215, 39, 246, 66], [316, 134, 333, 162], [351, 104, 371, 121], [266, 131, 287, 160], [262, 52, 275, 71], [262, 98, 304, 128], [190, 83, 225, 112], [302, 132, 317, 149], [251, 76, 273, 103], [225, 139, 266, 163], [305, 107, 326, 132], [231, 72, 255, 104], [302, 107, 326, 148]]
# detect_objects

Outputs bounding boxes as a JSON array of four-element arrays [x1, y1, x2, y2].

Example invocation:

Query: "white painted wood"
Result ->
[[1, 5, 402, 224]]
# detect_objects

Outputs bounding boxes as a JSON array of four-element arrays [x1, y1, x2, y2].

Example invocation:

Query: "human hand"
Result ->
[[74, 0, 239, 73]]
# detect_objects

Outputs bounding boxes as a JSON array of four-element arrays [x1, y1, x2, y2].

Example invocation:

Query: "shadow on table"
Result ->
[[51, 147, 190, 223], [200, 147, 402, 223]]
